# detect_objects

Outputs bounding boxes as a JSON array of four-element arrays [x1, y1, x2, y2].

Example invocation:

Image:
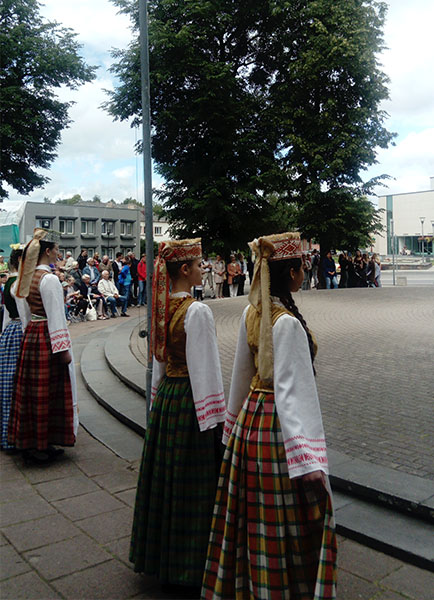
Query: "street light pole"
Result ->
[[390, 218, 396, 286], [139, 0, 154, 421], [419, 217, 425, 264]]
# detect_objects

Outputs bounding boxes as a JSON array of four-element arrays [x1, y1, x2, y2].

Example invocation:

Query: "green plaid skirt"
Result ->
[[202, 389, 337, 600], [130, 376, 223, 586]]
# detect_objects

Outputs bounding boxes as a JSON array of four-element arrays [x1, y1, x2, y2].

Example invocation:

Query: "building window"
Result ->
[[101, 247, 115, 260], [81, 220, 95, 235], [87, 248, 95, 258], [59, 219, 74, 234], [59, 247, 75, 258], [36, 218, 52, 229], [154, 226, 162, 235], [102, 221, 114, 234], [120, 221, 133, 235]]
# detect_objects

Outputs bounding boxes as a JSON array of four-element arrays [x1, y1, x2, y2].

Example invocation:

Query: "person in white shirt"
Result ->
[[97, 270, 128, 317], [202, 232, 337, 600], [201, 253, 215, 298]]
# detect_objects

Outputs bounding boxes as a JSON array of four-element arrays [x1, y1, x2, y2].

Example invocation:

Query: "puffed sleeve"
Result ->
[[223, 306, 255, 444], [40, 274, 72, 353], [151, 357, 166, 406], [185, 301, 226, 431], [11, 280, 31, 332], [273, 314, 328, 478]]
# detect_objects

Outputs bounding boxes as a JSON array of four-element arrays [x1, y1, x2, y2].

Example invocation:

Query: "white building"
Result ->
[[374, 178, 434, 257], [140, 215, 171, 242]]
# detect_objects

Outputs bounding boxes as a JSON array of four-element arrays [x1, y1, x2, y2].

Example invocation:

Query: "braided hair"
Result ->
[[269, 258, 316, 370]]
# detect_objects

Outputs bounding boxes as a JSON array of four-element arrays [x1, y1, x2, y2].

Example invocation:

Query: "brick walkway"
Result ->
[[207, 287, 434, 480]]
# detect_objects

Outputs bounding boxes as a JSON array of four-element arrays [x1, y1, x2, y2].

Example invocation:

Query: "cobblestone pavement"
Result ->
[[2, 430, 433, 600], [207, 287, 434, 481]]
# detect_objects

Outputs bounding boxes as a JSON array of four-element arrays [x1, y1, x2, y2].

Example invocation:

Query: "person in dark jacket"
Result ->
[[322, 251, 338, 289], [77, 249, 88, 271]]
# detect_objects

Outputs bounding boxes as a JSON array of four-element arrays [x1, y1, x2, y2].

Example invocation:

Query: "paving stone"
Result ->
[[337, 569, 379, 599], [0, 544, 31, 580], [338, 539, 404, 582], [52, 489, 124, 521], [0, 532, 8, 546], [104, 535, 131, 567], [0, 464, 27, 482], [116, 487, 137, 508], [35, 473, 101, 501], [23, 533, 111, 580], [75, 507, 133, 544], [20, 459, 83, 484], [0, 495, 55, 528], [0, 478, 37, 504], [374, 591, 411, 600], [77, 454, 128, 477], [93, 467, 139, 493], [51, 559, 144, 599], [380, 564, 434, 600], [2, 513, 80, 552], [0, 571, 61, 599]]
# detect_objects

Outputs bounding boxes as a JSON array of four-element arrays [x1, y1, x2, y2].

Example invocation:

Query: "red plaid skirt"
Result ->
[[8, 320, 75, 450]]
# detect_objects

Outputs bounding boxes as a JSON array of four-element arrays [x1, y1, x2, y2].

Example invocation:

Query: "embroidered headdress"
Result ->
[[15, 228, 60, 298], [150, 238, 202, 362], [248, 232, 302, 384]]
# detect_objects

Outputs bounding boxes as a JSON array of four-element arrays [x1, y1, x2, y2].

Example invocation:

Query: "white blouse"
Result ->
[[151, 292, 226, 432], [224, 304, 329, 479]]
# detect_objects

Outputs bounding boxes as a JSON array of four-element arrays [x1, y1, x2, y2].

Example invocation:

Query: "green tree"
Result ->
[[104, 0, 393, 252], [55, 193, 83, 205], [0, 0, 96, 199]]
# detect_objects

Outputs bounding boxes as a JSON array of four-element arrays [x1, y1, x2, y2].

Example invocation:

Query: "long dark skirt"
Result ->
[[130, 375, 223, 587], [8, 321, 75, 450], [0, 320, 23, 449]]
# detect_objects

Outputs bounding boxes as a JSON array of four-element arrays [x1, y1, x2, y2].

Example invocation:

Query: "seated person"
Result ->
[[97, 270, 129, 317], [75, 274, 107, 319], [82, 257, 101, 285]]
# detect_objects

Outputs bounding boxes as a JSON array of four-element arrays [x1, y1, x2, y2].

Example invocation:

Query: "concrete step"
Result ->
[[334, 490, 434, 572], [80, 331, 146, 437], [104, 316, 147, 398]]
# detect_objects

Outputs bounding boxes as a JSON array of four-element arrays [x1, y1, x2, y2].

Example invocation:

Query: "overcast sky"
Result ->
[[3, 0, 434, 212]]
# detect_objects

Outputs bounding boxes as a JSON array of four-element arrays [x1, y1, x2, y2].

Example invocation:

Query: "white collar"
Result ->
[[36, 265, 51, 272], [170, 291, 192, 298]]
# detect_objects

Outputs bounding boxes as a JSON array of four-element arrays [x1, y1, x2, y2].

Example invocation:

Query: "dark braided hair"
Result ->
[[269, 258, 316, 370], [9, 248, 23, 271]]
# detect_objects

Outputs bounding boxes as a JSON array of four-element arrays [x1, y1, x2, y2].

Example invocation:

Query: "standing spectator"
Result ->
[[246, 254, 254, 284], [338, 252, 349, 288], [93, 251, 101, 268], [236, 253, 248, 296], [354, 250, 367, 287], [82, 257, 100, 285], [0, 255, 8, 274], [118, 257, 132, 308], [69, 261, 82, 286], [201, 253, 215, 298], [301, 253, 312, 290], [374, 254, 382, 287], [311, 249, 320, 288], [137, 254, 147, 306], [98, 270, 129, 317], [112, 252, 124, 289], [128, 252, 139, 305], [98, 255, 113, 276], [9, 229, 78, 463], [322, 250, 338, 289], [227, 255, 241, 298], [64, 251, 75, 273], [212, 254, 226, 299], [367, 254, 382, 288], [77, 248, 88, 271]]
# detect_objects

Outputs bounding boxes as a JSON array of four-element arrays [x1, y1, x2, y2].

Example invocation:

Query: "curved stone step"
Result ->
[[104, 316, 147, 398], [81, 333, 146, 437]]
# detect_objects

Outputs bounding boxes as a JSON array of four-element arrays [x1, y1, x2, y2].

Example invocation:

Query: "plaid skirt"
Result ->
[[8, 320, 75, 450], [130, 375, 223, 586], [0, 320, 23, 449], [201, 390, 337, 600]]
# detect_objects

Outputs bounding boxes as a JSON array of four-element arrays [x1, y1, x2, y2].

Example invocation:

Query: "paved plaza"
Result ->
[[1, 287, 434, 599]]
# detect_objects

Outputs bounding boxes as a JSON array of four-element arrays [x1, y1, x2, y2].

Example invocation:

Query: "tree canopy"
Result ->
[[0, 0, 96, 200], [104, 0, 394, 252]]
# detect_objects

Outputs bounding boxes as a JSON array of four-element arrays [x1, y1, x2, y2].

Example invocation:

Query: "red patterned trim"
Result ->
[[269, 238, 302, 261]]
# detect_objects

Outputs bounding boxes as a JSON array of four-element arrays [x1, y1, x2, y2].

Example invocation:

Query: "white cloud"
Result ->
[[113, 166, 135, 179]]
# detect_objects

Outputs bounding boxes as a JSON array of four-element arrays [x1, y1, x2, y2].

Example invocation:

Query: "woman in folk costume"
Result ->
[[8, 229, 78, 463], [0, 246, 24, 450], [202, 232, 337, 600], [130, 238, 226, 593]]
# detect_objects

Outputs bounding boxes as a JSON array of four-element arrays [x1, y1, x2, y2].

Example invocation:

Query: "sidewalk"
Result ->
[[1, 304, 434, 599]]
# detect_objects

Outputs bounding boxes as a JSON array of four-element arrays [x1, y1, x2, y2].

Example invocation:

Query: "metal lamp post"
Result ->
[[139, 0, 154, 420], [419, 217, 425, 264], [390, 218, 396, 285]]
